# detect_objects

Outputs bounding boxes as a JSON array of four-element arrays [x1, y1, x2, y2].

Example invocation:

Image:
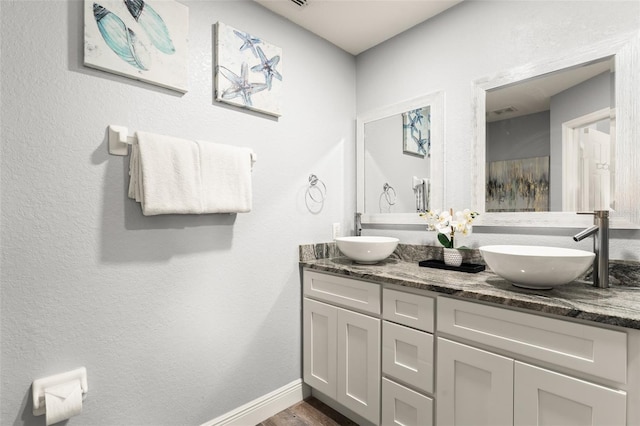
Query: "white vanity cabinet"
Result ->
[[302, 271, 381, 424], [302, 268, 638, 426], [436, 297, 628, 426], [303, 270, 437, 426]]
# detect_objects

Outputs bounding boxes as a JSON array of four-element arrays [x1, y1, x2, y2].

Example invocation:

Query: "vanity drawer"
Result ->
[[382, 377, 433, 426], [437, 297, 627, 383], [383, 321, 434, 394], [383, 288, 434, 332], [303, 270, 380, 315]]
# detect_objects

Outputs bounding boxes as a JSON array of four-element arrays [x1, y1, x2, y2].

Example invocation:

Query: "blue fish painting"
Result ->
[[93, 3, 149, 70], [84, 0, 188, 93], [124, 0, 175, 55]]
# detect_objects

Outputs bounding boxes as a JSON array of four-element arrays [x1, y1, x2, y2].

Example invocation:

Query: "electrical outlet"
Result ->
[[332, 223, 341, 240]]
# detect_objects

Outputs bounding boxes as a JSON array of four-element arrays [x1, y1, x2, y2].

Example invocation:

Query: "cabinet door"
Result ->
[[303, 298, 337, 399], [337, 308, 381, 424], [437, 338, 514, 426], [514, 361, 626, 426], [382, 377, 433, 426]]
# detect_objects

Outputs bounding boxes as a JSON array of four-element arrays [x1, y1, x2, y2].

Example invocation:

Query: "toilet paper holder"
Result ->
[[32, 367, 88, 416]]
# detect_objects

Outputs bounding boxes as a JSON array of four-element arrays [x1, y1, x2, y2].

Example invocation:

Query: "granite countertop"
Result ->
[[299, 243, 640, 331]]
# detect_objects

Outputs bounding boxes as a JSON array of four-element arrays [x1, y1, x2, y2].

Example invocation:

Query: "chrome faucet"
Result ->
[[573, 210, 609, 288], [354, 212, 362, 236]]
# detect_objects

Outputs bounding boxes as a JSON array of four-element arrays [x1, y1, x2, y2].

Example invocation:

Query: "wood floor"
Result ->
[[257, 397, 359, 426]]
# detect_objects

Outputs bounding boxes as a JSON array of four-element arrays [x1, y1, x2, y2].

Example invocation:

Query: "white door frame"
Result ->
[[561, 107, 615, 211]]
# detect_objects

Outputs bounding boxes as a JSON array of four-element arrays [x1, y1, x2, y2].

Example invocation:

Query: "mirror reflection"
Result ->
[[357, 91, 444, 223], [364, 107, 431, 213], [485, 57, 615, 212]]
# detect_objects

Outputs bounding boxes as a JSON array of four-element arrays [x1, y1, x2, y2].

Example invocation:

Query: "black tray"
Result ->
[[419, 259, 486, 273]]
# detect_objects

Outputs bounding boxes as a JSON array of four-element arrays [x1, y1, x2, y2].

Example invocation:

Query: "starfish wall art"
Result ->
[[402, 107, 431, 158], [215, 22, 283, 117]]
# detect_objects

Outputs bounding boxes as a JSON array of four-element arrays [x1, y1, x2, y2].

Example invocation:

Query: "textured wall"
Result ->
[[0, 1, 355, 425], [356, 1, 640, 256]]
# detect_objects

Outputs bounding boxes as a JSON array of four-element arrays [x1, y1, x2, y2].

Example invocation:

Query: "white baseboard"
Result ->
[[201, 379, 310, 426]]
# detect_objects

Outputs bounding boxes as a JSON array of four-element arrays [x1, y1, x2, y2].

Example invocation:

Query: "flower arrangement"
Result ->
[[420, 208, 479, 249]]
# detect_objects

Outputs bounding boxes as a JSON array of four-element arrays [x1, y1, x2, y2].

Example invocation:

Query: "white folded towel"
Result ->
[[133, 131, 202, 215], [196, 140, 255, 213], [128, 131, 256, 215]]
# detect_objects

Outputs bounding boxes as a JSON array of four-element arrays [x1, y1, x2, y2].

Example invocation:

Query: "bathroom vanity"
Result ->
[[300, 248, 640, 426]]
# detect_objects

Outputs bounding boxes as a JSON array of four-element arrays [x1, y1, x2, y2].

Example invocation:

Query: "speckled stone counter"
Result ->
[[299, 243, 640, 330]]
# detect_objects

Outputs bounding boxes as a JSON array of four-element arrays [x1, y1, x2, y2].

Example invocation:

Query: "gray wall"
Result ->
[[0, 1, 355, 425], [486, 111, 551, 163], [356, 1, 640, 255]]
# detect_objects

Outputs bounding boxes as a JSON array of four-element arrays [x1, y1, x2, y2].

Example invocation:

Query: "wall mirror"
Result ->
[[473, 34, 640, 228], [357, 92, 444, 225], [485, 57, 614, 213]]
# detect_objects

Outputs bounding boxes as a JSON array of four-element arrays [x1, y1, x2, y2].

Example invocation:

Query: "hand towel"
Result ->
[[132, 131, 202, 216], [196, 140, 256, 213], [128, 143, 141, 202]]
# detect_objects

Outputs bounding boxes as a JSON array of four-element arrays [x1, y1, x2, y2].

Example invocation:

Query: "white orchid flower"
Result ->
[[421, 208, 479, 248]]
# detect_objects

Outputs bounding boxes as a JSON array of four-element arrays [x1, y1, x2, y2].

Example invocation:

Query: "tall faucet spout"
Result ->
[[354, 212, 362, 237], [575, 210, 609, 288], [573, 225, 599, 242]]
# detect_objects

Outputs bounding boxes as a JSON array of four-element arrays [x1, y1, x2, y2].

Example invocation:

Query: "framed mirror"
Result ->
[[484, 57, 615, 213], [472, 34, 640, 228], [357, 91, 444, 225]]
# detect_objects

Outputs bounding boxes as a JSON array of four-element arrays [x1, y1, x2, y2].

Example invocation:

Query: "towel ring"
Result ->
[[308, 174, 327, 203], [382, 183, 397, 205]]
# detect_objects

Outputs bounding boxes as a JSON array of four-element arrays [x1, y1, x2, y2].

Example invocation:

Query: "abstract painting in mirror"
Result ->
[[486, 156, 550, 212]]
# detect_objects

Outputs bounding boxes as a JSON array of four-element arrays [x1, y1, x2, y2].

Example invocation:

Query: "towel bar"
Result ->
[[108, 125, 137, 156]]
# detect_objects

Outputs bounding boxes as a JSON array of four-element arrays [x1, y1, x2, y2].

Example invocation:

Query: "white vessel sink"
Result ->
[[335, 236, 399, 264], [479, 245, 595, 290]]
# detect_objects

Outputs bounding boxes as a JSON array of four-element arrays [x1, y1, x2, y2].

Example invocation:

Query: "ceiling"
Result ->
[[253, 0, 613, 119], [254, 0, 463, 55], [486, 58, 614, 122]]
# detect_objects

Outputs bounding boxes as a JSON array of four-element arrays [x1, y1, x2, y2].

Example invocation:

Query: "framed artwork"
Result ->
[[402, 107, 430, 157], [84, 0, 189, 93], [486, 156, 550, 212], [215, 22, 283, 117]]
